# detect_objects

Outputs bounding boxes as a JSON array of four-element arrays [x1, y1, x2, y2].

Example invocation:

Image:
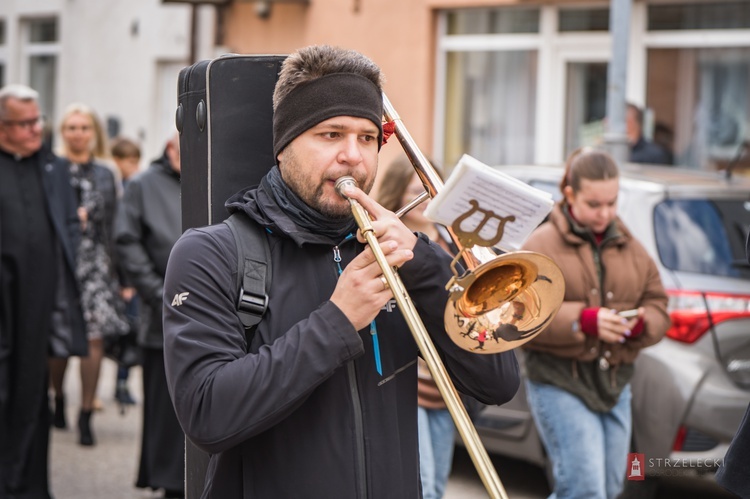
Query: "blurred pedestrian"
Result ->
[[110, 137, 143, 408], [626, 103, 671, 165], [48, 103, 129, 446], [0, 84, 87, 497], [115, 133, 184, 498], [521, 147, 670, 498], [652, 122, 675, 165], [111, 136, 141, 184]]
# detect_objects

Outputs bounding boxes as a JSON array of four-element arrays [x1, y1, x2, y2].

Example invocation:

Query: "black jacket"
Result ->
[[162, 183, 520, 498], [45, 153, 88, 358], [716, 402, 750, 498], [0, 147, 86, 493], [115, 156, 182, 349], [629, 136, 671, 165]]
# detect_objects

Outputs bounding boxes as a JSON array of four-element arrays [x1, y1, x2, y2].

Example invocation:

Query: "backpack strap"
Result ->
[[224, 212, 271, 332]]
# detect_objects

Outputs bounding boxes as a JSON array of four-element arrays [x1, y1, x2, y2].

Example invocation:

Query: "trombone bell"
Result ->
[[445, 251, 564, 354]]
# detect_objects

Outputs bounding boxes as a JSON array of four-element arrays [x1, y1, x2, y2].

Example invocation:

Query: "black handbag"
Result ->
[[103, 297, 142, 368]]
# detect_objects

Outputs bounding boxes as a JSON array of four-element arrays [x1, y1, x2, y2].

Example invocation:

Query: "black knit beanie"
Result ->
[[272, 72, 383, 159]]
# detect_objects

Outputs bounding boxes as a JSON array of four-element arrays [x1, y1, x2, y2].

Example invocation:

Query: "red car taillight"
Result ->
[[666, 290, 750, 343], [672, 425, 688, 451]]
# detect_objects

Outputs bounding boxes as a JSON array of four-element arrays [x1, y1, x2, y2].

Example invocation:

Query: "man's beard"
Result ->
[[309, 182, 354, 219], [279, 146, 376, 219]]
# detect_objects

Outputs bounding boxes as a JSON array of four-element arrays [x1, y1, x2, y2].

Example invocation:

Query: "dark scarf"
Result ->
[[563, 202, 618, 247], [262, 166, 356, 241], [153, 151, 181, 180]]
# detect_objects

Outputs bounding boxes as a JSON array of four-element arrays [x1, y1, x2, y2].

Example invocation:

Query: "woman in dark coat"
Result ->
[[49, 103, 128, 446]]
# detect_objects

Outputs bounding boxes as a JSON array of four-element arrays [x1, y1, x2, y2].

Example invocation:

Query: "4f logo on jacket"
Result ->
[[172, 292, 190, 306]]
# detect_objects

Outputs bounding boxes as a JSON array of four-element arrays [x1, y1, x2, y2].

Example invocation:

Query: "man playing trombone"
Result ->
[[162, 44, 519, 498]]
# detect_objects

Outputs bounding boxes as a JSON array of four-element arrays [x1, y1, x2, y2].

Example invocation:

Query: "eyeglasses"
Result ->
[[1, 116, 45, 130]]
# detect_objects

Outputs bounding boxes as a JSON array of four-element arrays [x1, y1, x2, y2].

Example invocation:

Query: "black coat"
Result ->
[[163, 183, 520, 498], [0, 147, 86, 495], [115, 157, 182, 349], [629, 136, 671, 165], [45, 154, 89, 358], [716, 402, 750, 497]]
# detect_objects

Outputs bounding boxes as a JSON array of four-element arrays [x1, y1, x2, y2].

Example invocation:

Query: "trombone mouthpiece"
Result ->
[[334, 176, 358, 199]]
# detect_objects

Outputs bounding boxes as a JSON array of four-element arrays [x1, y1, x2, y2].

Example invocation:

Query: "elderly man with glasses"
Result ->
[[0, 84, 86, 498]]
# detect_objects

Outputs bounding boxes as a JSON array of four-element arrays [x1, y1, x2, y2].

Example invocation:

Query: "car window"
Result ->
[[654, 199, 750, 279], [528, 180, 562, 201]]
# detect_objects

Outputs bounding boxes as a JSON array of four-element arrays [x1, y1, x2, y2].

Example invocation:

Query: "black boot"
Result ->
[[115, 380, 136, 405], [53, 396, 67, 429], [78, 409, 95, 446]]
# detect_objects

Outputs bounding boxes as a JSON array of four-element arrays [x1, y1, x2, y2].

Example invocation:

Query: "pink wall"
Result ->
[[222, 0, 528, 178], [222, 1, 440, 172]]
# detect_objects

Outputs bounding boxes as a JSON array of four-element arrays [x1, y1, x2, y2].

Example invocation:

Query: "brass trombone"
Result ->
[[335, 95, 565, 499]]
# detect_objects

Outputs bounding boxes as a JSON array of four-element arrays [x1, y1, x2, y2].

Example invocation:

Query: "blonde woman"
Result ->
[[49, 103, 128, 446]]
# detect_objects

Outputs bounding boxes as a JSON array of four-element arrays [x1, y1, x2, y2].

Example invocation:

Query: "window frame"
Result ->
[[18, 16, 60, 127], [434, 2, 750, 170]]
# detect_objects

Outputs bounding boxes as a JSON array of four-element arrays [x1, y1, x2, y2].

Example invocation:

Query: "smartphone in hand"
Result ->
[[618, 309, 639, 319]]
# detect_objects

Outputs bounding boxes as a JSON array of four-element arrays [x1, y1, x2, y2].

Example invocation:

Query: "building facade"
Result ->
[[0, 0, 217, 160], [1, 0, 747, 172], [218, 0, 750, 174]]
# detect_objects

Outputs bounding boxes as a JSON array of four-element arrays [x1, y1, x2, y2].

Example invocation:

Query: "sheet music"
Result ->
[[424, 154, 554, 251]]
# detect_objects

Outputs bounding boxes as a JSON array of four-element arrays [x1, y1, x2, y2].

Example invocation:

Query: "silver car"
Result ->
[[469, 163, 750, 484]]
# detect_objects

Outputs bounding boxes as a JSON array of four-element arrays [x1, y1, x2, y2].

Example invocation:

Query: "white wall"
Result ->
[[0, 0, 215, 161], [59, 0, 191, 160]]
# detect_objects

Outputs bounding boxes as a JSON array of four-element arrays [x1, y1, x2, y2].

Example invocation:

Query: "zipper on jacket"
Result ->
[[333, 245, 343, 272], [347, 362, 368, 499], [370, 322, 382, 375], [333, 243, 383, 376], [334, 240, 369, 497]]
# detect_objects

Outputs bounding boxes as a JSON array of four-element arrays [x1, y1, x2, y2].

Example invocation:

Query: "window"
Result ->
[[443, 50, 538, 169], [565, 62, 608, 157], [649, 2, 750, 31], [446, 8, 539, 35], [646, 47, 750, 171], [654, 199, 750, 278], [22, 18, 59, 128], [29, 55, 57, 118], [29, 18, 57, 43], [439, 7, 540, 169], [559, 8, 610, 32]]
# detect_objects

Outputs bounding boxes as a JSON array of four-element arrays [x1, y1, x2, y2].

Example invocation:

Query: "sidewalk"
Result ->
[[49, 357, 157, 499], [48, 358, 531, 499]]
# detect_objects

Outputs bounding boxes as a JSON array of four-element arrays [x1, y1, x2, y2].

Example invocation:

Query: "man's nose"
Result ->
[[337, 135, 363, 164], [602, 205, 616, 219]]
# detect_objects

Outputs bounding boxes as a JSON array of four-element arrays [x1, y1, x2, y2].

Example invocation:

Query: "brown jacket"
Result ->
[[521, 202, 670, 366]]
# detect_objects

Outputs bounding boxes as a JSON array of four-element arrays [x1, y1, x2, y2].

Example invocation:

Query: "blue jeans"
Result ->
[[418, 406, 455, 499], [525, 380, 632, 499]]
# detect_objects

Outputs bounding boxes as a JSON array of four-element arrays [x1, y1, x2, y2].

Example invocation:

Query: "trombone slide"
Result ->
[[334, 176, 508, 499]]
